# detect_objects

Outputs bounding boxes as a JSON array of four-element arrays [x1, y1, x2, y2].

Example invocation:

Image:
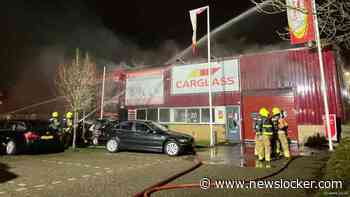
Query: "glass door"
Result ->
[[226, 106, 241, 143]]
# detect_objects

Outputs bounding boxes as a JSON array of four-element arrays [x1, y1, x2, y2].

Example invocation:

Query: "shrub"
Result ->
[[323, 138, 350, 194], [305, 133, 328, 148], [325, 138, 350, 180]]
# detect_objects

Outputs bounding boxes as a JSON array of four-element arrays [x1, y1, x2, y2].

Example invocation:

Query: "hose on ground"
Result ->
[[136, 151, 300, 197], [133, 152, 202, 197]]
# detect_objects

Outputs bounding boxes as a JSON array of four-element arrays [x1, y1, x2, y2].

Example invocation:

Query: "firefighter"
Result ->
[[272, 107, 290, 159], [259, 107, 274, 168], [62, 112, 73, 148], [49, 112, 61, 131], [253, 112, 264, 160], [271, 108, 281, 159]]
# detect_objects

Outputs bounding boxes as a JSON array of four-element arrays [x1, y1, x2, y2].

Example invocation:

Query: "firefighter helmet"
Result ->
[[259, 108, 270, 117], [52, 112, 59, 118], [66, 112, 73, 119], [272, 107, 282, 116]]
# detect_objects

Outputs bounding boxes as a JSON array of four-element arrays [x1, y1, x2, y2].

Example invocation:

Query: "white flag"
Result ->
[[189, 6, 207, 53]]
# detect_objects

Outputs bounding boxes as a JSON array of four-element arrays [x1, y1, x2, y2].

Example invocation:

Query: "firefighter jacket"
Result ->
[[261, 117, 273, 136], [271, 114, 288, 133], [278, 118, 288, 132], [62, 118, 73, 134], [271, 114, 280, 134], [254, 116, 263, 135], [49, 117, 61, 130], [62, 118, 73, 128]]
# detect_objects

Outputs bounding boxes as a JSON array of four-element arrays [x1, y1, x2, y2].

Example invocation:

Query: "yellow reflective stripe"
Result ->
[[262, 125, 272, 128], [263, 132, 273, 135]]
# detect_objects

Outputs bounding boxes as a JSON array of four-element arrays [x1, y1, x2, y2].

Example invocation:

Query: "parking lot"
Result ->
[[0, 148, 197, 197]]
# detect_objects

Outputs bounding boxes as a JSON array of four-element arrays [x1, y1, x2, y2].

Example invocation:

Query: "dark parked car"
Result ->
[[0, 120, 63, 155], [105, 120, 194, 156]]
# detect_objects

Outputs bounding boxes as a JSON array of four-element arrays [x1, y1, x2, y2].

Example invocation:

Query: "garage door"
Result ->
[[242, 90, 298, 142]]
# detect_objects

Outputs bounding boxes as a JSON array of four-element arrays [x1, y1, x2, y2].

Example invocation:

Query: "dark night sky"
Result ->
[[88, 1, 255, 47], [0, 0, 288, 112]]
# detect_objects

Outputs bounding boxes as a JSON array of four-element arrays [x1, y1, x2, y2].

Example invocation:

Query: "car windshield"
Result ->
[[146, 121, 169, 132]]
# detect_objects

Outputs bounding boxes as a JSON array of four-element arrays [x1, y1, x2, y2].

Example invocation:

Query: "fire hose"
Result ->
[[134, 151, 300, 197]]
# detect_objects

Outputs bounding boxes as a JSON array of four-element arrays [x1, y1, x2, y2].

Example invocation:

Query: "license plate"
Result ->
[[41, 135, 53, 140]]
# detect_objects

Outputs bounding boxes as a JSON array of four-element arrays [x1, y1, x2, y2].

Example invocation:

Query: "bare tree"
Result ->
[[56, 48, 97, 149], [251, 0, 350, 48]]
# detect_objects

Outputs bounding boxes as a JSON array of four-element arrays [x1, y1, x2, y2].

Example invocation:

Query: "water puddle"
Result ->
[[198, 143, 299, 168]]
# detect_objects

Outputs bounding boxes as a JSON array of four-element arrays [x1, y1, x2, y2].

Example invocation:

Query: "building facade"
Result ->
[[105, 47, 348, 145]]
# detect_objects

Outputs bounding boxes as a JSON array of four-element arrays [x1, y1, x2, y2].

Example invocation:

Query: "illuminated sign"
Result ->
[[171, 59, 239, 94], [287, 0, 315, 44], [125, 69, 164, 106]]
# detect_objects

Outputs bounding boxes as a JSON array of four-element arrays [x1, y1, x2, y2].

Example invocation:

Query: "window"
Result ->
[[119, 121, 133, 130], [173, 109, 186, 122], [187, 109, 200, 123], [201, 108, 215, 123], [147, 108, 158, 121], [135, 122, 149, 132], [137, 109, 146, 120], [135, 107, 222, 124], [159, 109, 170, 122]]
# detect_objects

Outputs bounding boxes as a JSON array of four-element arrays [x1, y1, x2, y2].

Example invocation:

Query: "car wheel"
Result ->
[[106, 139, 119, 153], [92, 137, 99, 145], [164, 141, 180, 156], [6, 140, 17, 155]]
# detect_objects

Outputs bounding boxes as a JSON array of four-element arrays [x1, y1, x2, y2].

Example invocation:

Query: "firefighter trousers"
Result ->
[[255, 134, 265, 160], [254, 134, 261, 156], [261, 135, 272, 162], [276, 131, 290, 158]]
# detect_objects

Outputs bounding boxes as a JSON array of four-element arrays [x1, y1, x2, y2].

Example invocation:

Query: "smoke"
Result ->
[[127, 39, 181, 66], [0, 0, 182, 113], [212, 37, 293, 57]]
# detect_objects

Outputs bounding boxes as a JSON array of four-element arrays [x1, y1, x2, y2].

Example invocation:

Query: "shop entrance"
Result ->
[[226, 106, 241, 143]]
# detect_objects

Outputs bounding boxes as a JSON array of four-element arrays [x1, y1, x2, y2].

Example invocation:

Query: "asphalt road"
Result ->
[[0, 148, 197, 197]]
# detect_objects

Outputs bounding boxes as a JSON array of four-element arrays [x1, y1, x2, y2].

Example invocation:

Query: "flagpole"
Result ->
[[311, 0, 333, 151], [206, 6, 214, 147], [100, 66, 106, 120]]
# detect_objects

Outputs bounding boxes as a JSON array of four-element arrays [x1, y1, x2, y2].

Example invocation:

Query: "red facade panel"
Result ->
[[242, 92, 298, 141], [113, 48, 344, 129], [240, 48, 343, 125]]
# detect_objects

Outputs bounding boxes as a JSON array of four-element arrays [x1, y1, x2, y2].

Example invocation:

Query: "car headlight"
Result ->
[[178, 138, 188, 143]]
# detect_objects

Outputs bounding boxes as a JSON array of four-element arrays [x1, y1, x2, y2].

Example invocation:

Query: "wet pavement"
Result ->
[[197, 143, 300, 167], [0, 148, 196, 197], [153, 144, 330, 197]]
